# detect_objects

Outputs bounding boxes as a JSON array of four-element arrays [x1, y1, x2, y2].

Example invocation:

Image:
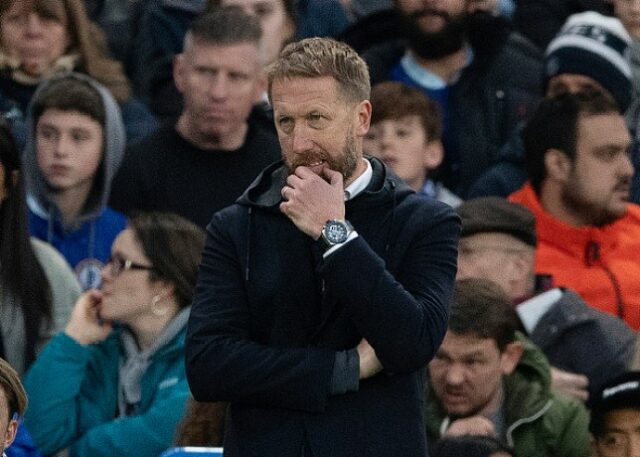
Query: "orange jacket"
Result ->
[[510, 183, 640, 330]]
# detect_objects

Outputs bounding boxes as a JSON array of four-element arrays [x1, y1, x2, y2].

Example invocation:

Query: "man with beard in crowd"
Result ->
[[362, 0, 543, 198], [510, 90, 640, 331]]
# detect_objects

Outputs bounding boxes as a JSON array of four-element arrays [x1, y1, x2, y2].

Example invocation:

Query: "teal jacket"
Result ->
[[425, 335, 591, 457], [23, 328, 189, 457]]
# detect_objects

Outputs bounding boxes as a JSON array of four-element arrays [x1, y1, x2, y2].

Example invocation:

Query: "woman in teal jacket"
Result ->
[[23, 212, 205, 457]]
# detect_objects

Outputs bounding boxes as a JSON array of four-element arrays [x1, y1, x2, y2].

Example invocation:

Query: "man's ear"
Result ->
[[544, 148, 572, 183], [355, 100, 372, 137], [3, 418, 18, 450], [254, 68, 267, 105], [173, 54, 186, 94], [499, 341, 523, 376], [424, 140, 444, 171]]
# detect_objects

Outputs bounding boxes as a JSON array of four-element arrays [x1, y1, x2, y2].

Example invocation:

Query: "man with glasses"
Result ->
[[456, 197, 636, 404], [591, 371, 640, 457]]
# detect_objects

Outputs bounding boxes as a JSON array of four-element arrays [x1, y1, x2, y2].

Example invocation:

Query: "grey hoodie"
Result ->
[[23, 72, 126, 225]]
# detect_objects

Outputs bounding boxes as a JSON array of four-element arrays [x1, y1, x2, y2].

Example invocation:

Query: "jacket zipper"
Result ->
[[585, 241, 625, 319]]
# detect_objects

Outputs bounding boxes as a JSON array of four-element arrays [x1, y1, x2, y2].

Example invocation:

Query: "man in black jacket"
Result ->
[[186, 37, 460, 457], [362, 0, 543, 198]]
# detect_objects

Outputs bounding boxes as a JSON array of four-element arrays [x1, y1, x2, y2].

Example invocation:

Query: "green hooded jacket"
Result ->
[[425, 334, 591, 457]]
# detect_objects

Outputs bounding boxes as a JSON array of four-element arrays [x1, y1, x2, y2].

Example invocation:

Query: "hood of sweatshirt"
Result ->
[[23, 72, 126, 226], [235, 156, 415, 212]]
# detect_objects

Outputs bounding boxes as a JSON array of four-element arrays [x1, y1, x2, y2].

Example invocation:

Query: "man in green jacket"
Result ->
[[425, 278, 591, 457]]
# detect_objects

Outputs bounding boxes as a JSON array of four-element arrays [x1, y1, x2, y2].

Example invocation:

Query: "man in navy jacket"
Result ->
[[186, 37, 460, 457]]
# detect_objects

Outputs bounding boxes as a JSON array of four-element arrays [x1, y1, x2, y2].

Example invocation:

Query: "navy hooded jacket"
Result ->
[[186, 157, 460, 457]]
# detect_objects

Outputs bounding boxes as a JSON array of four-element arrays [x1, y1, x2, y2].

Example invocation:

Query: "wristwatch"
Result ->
[[321, 219, 354, 248]]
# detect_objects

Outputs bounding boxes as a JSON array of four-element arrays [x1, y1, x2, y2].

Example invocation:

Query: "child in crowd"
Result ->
[[364, 81, 461, 207], [23, 73, 127, 290]]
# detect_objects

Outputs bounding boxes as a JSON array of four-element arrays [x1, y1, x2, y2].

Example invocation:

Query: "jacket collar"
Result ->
[[509, 183, 622, 258]]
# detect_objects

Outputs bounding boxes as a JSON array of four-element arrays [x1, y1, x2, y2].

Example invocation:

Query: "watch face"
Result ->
[[325, 221, 349, 243]]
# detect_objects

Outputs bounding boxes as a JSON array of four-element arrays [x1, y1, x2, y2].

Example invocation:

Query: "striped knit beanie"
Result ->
[[545, 11, 633, 112]]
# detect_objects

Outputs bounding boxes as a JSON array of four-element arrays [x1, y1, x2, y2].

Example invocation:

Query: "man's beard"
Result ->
[[560, 176, 629, 227], [400, 8, 468, 60], [283, 131, 359, 182]]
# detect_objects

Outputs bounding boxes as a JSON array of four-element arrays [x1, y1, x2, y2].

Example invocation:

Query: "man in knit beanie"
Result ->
[[545, 11, 634, 114], [468, 11, 637, 199]]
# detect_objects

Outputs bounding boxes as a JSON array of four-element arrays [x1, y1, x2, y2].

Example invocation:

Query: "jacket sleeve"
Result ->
[[24, 333, 188, 457], [552, 396, 591, 457], [320, 203, 459, 373], [186, 213, 337, 413]]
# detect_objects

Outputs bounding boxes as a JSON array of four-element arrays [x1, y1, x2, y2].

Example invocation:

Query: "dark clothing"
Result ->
[[186, 158, 460, 457], [514, 0, 613, 51], [363, 13, 543, 198], [528, 289, 636, 402], [109, 121, 281, 228], [129, 0, 204, 118]]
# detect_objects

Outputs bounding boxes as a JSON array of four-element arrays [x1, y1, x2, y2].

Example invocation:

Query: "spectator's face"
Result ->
[[100, 228, 163, 326], [36, 109, 103, 196], [456, 233, 530, 301], [613, 0, 640, 40], [558, 113, 633, 226], [175, 39, 264, 149], [0, 1, 70, 76], [429, 331, 520, 418], [395, 0, 467, 34], [594, 408, 640, 457], [271, 76, 371, 186], [0, 388, 18, 452], [221, 0, 295, 64], [364, 115, 441, 191]]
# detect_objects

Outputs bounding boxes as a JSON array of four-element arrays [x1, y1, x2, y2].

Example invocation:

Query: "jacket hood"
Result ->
[[425, 333, 552, 437], [236, 156, 414, 211], [23, 72, 126, 225]]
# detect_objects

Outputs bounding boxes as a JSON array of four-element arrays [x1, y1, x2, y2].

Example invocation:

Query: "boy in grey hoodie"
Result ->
[[24, 73, 127, 290]]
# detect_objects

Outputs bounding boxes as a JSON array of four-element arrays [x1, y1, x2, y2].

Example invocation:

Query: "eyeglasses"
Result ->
[[106, 256, 155, 278]]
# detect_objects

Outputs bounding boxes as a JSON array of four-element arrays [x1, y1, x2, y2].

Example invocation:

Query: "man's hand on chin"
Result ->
[[280, 166, 346, 238]]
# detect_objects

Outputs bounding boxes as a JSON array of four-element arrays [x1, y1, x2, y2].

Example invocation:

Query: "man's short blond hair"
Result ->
[[267, 38, 371, 104]]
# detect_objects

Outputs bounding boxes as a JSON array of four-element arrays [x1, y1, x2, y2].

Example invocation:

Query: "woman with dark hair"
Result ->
[[0, 0, 156, 145], [23, 212, 205, 457], [0, 118, 80, 376]]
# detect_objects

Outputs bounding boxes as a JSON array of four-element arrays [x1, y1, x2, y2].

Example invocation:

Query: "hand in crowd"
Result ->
[[444, 416, 497, 438], [357, 338, 383, 380], [280, 166, 345, 239], [550, 367, 589, 402], [467, 0, 499, 13], [64, 290, 113, 346]]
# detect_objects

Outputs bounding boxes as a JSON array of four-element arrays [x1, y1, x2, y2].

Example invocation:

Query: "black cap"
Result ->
[[590, 371, 640, 437], [457, 197, 537, 247]]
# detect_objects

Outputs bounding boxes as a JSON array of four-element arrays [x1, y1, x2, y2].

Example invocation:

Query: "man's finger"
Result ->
[[322, 168, 343, 188]]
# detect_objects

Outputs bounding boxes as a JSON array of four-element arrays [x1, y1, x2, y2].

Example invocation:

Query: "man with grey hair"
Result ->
[[186, 37, 460, 456], [110, 7, 281, 228]]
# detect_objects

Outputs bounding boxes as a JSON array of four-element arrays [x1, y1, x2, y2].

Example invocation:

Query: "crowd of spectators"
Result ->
[[0, 0, 639, 456]]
